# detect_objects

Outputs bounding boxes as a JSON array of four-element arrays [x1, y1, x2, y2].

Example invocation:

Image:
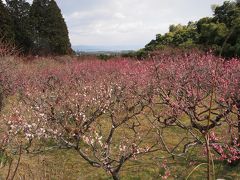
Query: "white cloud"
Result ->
[[4, 0, 227, 48], [61, 0, 227, 47], [114, 13, 126, 19]]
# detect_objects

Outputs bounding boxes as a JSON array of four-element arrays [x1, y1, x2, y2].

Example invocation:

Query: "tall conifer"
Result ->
[[30, 0, 50, 54], [47, 0, 71, 54], [30, 0, 71, 55], [0, 0, 14, 42], [6, 0, 32, 53]]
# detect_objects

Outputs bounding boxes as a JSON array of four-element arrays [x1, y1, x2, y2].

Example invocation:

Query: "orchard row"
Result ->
[[0, 53, 240, 179]]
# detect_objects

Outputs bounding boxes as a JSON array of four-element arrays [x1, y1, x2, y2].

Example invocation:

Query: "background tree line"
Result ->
[[142, 0, 240, 58], [0, 0, 71, 55]]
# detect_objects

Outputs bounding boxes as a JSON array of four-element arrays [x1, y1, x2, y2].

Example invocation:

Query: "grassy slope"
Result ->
[[1, 147, 240, 179]]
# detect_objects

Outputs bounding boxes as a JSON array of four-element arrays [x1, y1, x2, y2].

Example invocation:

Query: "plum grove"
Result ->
[[0, 52, 240, 179]]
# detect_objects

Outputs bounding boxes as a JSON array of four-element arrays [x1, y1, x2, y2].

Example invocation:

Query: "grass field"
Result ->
[[1, 139, 240, 179]]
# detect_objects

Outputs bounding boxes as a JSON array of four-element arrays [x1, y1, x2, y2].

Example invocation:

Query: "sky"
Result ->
[[10, 0, 228, 49]]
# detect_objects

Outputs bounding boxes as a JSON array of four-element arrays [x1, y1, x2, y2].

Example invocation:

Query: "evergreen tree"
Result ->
[[0, 0, 14, 43], [29, 0, 51, 55], [6, 0, 32, 53], [30, 0, 71, 55], [46, 0, 71, 55]]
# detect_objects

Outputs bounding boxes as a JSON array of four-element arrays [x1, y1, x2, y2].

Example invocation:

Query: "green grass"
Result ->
[[1, 140, 240, 179]]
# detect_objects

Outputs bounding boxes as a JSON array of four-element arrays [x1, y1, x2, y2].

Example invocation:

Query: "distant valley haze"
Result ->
[[72, 45, 142, 52]]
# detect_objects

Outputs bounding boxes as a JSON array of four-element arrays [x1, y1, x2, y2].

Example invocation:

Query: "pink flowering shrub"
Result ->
[[4, 59, 160, 179], [0, 41, 22, 177], [1, 52, 240, 179], [209, 131, 240, 164]]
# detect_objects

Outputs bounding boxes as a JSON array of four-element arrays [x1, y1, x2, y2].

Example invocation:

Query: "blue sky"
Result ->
[[22, 0, 228, 48]]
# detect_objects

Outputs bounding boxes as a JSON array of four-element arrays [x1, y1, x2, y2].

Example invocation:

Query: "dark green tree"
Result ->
[[198, 22, 228, 45], [213, 1, 240, 57], [30, 0, 71, 55], [213, 1, 238, 27], [6, 0, 32, 53], [30, 0, 51, 55], [46, 0, 71, 55], [0, 0, 14, 42], [143, 1, 240, 58]]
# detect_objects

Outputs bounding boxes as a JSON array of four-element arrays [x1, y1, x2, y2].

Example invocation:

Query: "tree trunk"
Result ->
[[238, 115, 240, 144], [111, 172, 120, 180], [205, 134, 211, 180], [0, 84, 3, 113]]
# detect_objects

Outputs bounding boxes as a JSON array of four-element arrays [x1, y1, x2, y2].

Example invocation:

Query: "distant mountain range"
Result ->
[[72, 45, 142, 52]]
